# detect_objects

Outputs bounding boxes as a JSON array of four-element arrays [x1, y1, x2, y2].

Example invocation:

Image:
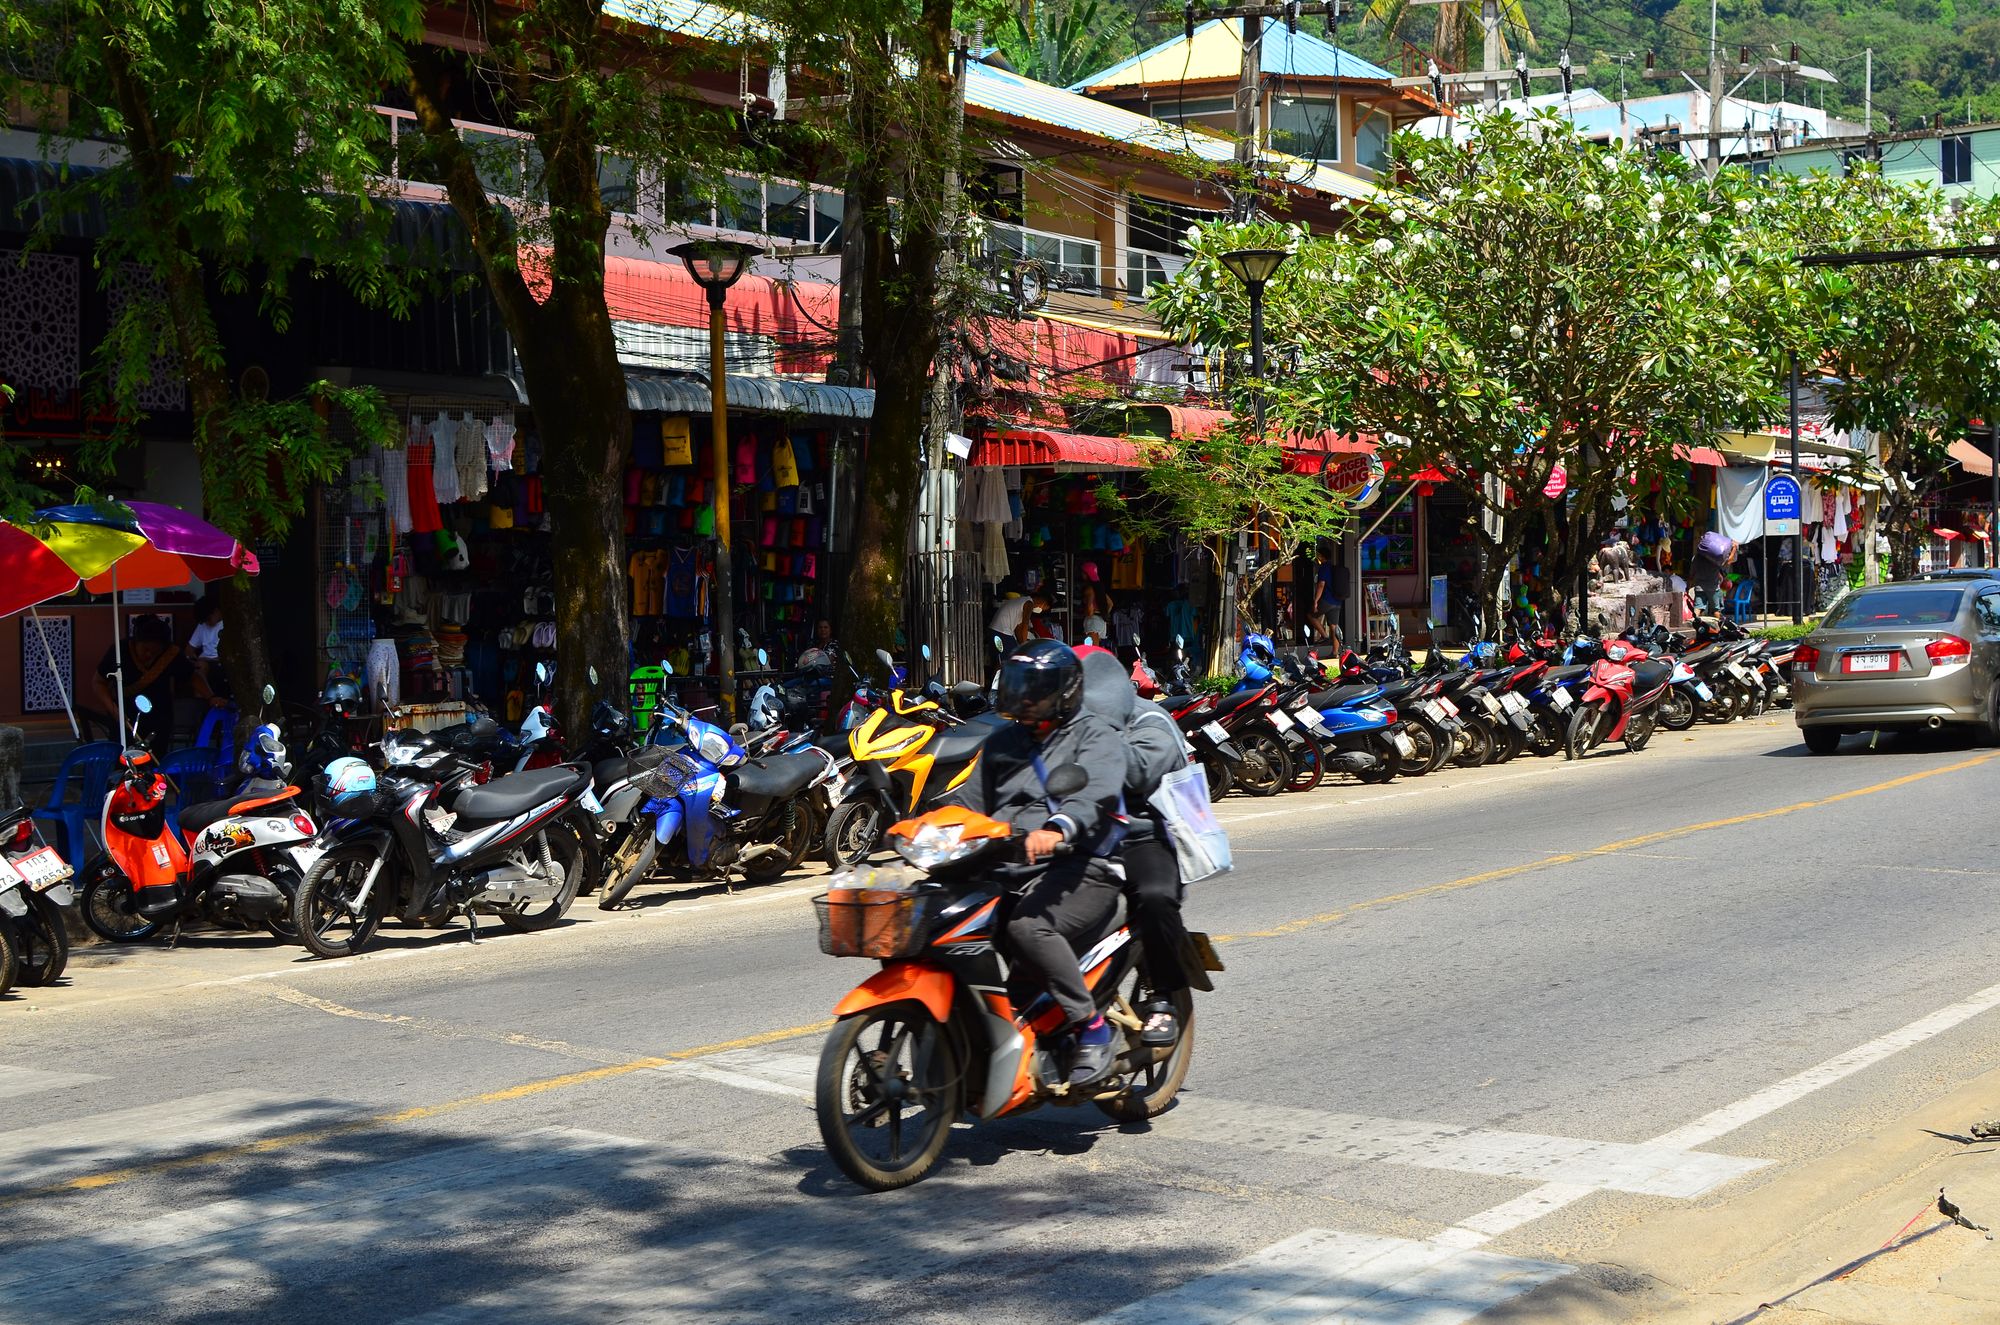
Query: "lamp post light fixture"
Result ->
[[671, 237, 764, 717], [1218, 247, 1291, 438]]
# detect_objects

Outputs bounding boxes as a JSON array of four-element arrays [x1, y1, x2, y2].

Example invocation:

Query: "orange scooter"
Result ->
[[810, 772, 1215, 1190], [78, 690, 317, 944]]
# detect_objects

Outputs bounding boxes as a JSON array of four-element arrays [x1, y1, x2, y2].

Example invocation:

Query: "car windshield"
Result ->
[[1823, 587, 1966, 628]]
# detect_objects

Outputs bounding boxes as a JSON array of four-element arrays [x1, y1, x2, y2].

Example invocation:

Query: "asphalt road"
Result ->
[[5, 715, 2000, 1323]]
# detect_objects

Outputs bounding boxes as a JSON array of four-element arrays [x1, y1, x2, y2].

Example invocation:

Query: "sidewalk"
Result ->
[[1509, 1057, 2000, 1324]]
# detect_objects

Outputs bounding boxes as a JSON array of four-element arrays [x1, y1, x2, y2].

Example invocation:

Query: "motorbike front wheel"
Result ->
[[600, 825, 660, 910], [0, 919, 15, 996], [740, 807, 813, 887], [80, 861, 160, 944], [1625, 711, 1656, 752], [16, 894, 69, 986], [815, 1001, 963, 1191], [822, 799, 884, 869], [1566, 702, 1605, 760], [1234, 733, 1289, 798], [295, 844, 388, 959]]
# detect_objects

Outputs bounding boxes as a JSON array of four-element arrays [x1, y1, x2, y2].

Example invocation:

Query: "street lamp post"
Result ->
[[1218, 247, 1291, 651], [672, 237, 763, 718]]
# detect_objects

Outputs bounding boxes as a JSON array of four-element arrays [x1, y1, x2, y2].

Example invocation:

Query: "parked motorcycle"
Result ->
[[812, 766, 1215, 1190], [1566, 639, 1675, 758], [0, 803, 74, 992], [79, 689, 316, 945], [291, 733, 601, 957]]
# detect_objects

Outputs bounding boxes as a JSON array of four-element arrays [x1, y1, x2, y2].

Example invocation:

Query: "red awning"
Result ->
[[1164, 405, 1232, 438], [970, 428, 1148, 469], [1676, 444, 1728, 468]]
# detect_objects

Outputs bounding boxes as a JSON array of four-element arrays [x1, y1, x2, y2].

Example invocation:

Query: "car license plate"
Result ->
[[1843, 652, 1897, 674], [1392, 732, 1415, 759], [1202, 721, 1230, 745], [1693, 681, 1713, 701], [1267, 708, 1294, 732], [7, 846, 70, 888], [1548, 687, 1573, 710]]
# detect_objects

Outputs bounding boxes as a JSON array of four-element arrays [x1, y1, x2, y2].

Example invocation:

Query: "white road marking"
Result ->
[[0, 1089, 338, 1184], [1084, 1227, 1569, 1325], [1439, 974, 2000, 1247], [0, 1068, 101, 1101], [1155, 1098, 1764, 1197], [654, 1045, 820, 1101]]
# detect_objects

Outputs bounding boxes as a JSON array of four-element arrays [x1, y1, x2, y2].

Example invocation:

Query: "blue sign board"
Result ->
[[1765, 473, 1803, 535]]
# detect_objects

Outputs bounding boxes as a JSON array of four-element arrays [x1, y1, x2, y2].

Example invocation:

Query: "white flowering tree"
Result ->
[[1743, 170, 2000, 581], [1153, 114, 1781, 626]]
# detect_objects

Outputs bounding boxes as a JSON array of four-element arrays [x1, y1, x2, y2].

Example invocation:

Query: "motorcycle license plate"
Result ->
[[1480, 694, 1503, 717], [290, 843, 328, 876], [1202, 721, 1230, 746], [1693, 681, 1714, 701], [1267, 708, 1294, 733], [8, 847, 70, 889], [1438, 697, 1461, 718], [1392, 731, 1415, 759], [1499, 691, 1527, 714]]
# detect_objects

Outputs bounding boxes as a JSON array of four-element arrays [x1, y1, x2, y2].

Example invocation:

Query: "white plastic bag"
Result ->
[[1149, 762, 1232, 883]]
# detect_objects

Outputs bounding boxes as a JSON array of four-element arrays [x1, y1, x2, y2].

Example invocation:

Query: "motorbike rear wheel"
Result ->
[[497, 824, 586, 931], [1625, 711, 1656, 752], [1398, 721, 1435, 777], [295, 844, 388, 959], [1201, 755, 1232, 802], [1489, 721, 1522, 764], [80, 861, 160, 944], [1234, 733, 1289, 798], [1096, 984, 1195, 1122], [1452, 717, 1495, 768], [740, 806, 813, 887], [822, 799, 884, 869], [1524, 710, 1562, 758], [1658, 687, 1698, 731], [16, 894, 69, 986], [816, 1001, 963, 1191], [1284, 743, 1325, 794], [0, 920, 15, 997]]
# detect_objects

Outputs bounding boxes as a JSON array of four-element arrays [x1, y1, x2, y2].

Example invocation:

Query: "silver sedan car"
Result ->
[[1792, 578, 2000, 753]]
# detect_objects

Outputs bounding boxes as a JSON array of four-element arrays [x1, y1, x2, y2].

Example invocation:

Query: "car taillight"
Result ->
[[1927, 635, 1972, 664], [1793, 645, 1819, 670]]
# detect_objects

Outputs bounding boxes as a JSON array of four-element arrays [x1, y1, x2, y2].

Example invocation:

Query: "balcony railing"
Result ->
[[1124, 247, 1187, 300], [371, 106, 636, 215]]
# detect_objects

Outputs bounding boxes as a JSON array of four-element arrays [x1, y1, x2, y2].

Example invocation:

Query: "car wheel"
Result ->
[[1987, 684, 2000, 748], [1802, 727, 1841, 755]]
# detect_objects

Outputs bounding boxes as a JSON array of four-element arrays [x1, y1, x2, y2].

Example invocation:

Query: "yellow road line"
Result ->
[[1212, 750, 2000, 943], [2, 1018, 832, 1206]]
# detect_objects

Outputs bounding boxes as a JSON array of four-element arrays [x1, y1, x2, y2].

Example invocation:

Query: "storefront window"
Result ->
[[1360, 491, 1417, 573]]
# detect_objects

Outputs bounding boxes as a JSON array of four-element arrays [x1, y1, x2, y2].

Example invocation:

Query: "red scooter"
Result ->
[[1566, 639, 1675, 759]]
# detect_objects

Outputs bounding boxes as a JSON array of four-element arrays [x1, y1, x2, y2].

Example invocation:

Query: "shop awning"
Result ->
[[1949, 438, 1997, 477], [970, 427, 1148, 469], [506, 367, 874, 419], [1677, 444, 1728, 468]]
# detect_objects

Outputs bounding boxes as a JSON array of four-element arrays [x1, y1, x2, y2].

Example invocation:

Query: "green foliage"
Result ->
[[1753, 620, 1819, 640], [992, 0, 1135, 88]]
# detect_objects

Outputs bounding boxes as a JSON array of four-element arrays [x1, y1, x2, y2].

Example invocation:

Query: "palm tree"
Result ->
[[997, 0, 1135, 89]]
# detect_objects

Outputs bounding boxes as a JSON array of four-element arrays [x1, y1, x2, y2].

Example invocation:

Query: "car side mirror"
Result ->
[[1045, 763, 1088, 799]]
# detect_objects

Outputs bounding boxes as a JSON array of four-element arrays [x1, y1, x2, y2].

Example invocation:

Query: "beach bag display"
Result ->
[[1148, 762, 1232, 883]]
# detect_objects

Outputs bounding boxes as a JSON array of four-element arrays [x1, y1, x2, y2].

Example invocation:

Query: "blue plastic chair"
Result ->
[[1729, 580, 1756, 624], [31, 740, 120, 867], [160, 747, 224, 837]]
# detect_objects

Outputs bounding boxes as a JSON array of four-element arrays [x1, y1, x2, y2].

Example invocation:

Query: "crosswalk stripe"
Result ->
[[652, 1045, 821, 1101], [0, 1089, 342, 1186], [1152, 1097, 1766, 1198], [1084, 1228, 1570, 1325], [0, 1068, 102, 1101], [0, 1129, 648, 1317]]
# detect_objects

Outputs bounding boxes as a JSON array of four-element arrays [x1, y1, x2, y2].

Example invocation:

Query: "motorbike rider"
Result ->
[[971, 638, 1129, 1086]]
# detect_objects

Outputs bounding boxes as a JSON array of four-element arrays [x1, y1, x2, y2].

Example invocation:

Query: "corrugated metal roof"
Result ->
[[1075, 19, 1394, 92], [602, 0, 771, 43], [511, 367, 873, 419], [967, 61, 1376, 200]]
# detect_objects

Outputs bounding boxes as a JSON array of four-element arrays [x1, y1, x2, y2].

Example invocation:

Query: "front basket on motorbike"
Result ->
[[634, 751, 698, 799], [814, 880, 930, 959]]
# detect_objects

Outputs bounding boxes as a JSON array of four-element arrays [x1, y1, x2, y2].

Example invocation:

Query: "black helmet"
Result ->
[[996, 639, 1083, 730], [320, 676, 363, 719]]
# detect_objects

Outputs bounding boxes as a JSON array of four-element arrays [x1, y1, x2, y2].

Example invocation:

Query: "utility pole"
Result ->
[[1386, 5, 1582, 108], [920, 30, 970, 673], [1235, 13, 1263, 216], [1864, 47, 1872, 134], [1641, 44, 1834, 175]]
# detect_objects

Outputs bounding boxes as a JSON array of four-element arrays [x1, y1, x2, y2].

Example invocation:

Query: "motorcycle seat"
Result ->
[[179, 797, 249, 838], [1632, 660, 1677, 693], [929, 723, 998, 766], [1308, 683, 1376, 709], [731, 751, 824, 801], [1542, 664, 1589, 684], [1679, 643, 1720, 665], [452, 767, 584, 824], [1208, 691, 1263, 718]]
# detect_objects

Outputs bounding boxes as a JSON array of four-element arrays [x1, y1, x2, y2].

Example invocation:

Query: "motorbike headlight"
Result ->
[[893, 820, 986, 870], [696, 728, 734, 766]]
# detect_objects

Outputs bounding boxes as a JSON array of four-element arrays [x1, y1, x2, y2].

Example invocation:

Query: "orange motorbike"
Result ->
[[811, 770, 1215, 1190]]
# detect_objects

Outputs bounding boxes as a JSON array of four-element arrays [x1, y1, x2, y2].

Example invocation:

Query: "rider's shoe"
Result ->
[[1139, 999, 1178, 1046], [1068, 1014, 1115, 1086]]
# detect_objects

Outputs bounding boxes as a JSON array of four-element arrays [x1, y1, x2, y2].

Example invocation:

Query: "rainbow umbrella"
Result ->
[[1, 503, 259, 737]]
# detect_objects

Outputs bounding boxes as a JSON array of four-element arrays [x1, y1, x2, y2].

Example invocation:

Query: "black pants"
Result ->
[[1005, 858, 1121, 1027], [1124, 833, 1190, 999]]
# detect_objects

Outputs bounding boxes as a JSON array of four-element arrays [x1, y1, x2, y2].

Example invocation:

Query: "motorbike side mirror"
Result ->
[[921, 643, 932, 661], [993, 634, 1007, 653], [757, 648, 768, 668], [134, 694, 154, 715], [261, 684, 276, 706], [535, 662, 549, 685], [1174, 633, 1185, 648], [588, 665, 599, 685], [875, 648, 894, 669], [661, 659, 674, 676], [1044, 763, 1088, 799]]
